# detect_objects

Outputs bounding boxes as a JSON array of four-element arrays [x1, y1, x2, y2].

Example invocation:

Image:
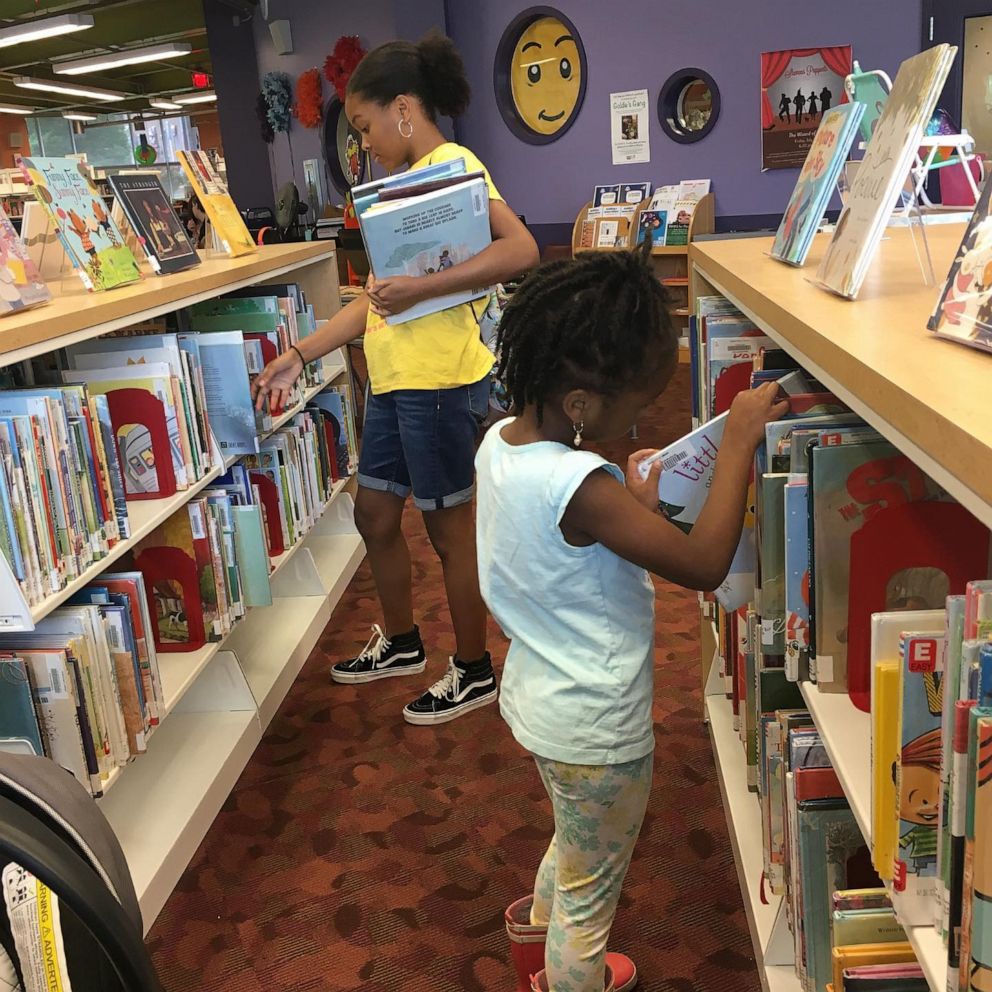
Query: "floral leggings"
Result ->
[[530, 753, 654, 992]]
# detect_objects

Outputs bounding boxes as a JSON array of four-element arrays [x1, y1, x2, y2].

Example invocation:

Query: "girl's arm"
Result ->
[[252, 294, 369, 411], [561, 384, 789, 591], [367, 200, 539, 316]]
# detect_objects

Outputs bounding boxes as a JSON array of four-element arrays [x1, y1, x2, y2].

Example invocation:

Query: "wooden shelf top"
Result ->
[[0, 242, 335, 366], [690, 225, 992, 528]]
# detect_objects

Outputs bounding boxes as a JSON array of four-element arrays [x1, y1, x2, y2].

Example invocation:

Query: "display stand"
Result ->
[[690, 223, 991, 992], [571, 193, 714, 363], [0, 243, 366, 932]]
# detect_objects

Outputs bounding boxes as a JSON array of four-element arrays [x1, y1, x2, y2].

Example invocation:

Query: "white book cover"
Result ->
[[816, 45, 956, 299]]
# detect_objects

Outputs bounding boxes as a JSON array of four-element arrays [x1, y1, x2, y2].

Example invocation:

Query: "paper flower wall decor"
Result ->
[[262, 70, 293, 133], [294, 68, 323, 128], [255, 91, 274, 143], [324, 35, 366, 101]]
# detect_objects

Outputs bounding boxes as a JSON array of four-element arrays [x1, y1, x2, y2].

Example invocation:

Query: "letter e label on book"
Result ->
[[907, 637, 938, 673]]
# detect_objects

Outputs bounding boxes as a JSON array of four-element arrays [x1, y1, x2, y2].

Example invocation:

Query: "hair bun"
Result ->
[[416, 32, 471, 119]]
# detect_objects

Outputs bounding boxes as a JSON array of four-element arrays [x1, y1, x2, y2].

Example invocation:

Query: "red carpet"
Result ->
[[147, 365, 761, 992]]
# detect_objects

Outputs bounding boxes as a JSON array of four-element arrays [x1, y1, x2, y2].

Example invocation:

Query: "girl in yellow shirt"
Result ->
[[254, 34, 538, 725]]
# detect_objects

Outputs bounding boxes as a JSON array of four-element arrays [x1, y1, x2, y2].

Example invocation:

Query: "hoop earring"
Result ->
[[572, 421, 584, 448], [398, 118, 414, 139]]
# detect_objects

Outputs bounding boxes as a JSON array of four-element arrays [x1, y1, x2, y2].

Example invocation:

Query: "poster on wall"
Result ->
[[610, 89, 651, 165], [761, 45, 852, 170]]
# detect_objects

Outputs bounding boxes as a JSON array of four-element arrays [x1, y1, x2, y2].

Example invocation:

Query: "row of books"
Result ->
[[0, 385, 358, 793], [0, 281, 355, 613], [869, 583, 992, 992], [0, 151, 257, 313]]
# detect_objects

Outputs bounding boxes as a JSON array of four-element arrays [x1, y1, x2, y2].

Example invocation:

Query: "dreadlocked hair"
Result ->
[[495, 240, 678, 425]]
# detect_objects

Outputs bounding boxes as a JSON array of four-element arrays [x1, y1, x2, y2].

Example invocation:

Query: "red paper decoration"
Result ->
[[323, 35, 366, 101], [294, 67, 323, 128]]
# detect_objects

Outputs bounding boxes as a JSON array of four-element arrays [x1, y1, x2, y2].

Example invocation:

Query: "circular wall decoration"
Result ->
[[657, 68, 721, 144], [322, 95, 366, 195], [493, 6, 587, 144]]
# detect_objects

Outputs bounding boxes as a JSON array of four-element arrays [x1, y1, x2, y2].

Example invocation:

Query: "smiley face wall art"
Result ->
[[494, 7, 587, 144]]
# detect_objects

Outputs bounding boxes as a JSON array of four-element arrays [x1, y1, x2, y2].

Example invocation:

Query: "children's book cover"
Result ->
[[809, 440, 947, 691], [893, 630, 945, 925], [635, 209, 667, 247], [758, 473, 788, 656], [176, 150, 256, 258], [969, 716, 992, 992], [928, 170, 992, 354], [815, 45, 955, 299], [771, 101, 865, 266], [20, 156, 142, 292], [785, 477, 810, 681], [0, 655, 44, 755], [0, 202, 50, 315], [109, 174, 199, 275]]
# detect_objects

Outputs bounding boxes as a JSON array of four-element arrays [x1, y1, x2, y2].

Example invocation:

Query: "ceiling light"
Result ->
[[13, 76, 128, 102], [172, 90, 216, 105], [0, 103, 36, 115], [149, 99, 182, 111], [62, 112, 97, 121], [0, 13, 93, 50], [53, 42, 193, 76]]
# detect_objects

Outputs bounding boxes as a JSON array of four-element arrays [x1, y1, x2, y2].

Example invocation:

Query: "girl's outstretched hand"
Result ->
[[725, 381, 790, 449], [366, 275, 428, 317], [626, 449, 662, 512], [252, 348, 303, 412]]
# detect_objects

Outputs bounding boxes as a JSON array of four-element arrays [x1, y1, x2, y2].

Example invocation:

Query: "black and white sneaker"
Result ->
[[402, 655, 498, 725], [331, 624, 427, 684]]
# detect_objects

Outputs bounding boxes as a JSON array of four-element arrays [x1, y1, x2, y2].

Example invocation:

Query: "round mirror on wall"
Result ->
[[657, 68, 721, 144], [322, 95, 367, 195], [493, 5, 587, 144]]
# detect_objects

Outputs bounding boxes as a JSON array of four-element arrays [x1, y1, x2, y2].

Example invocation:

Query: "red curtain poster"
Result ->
[[761, 45, 853, 170]]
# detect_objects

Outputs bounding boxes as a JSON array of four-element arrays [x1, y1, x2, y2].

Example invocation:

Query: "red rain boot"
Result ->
[[530, 963, 616, 991], [506, 896, 638, 992]]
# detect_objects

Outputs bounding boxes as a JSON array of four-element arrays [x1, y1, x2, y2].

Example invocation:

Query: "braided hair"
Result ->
[[495, 242, 678, 424]]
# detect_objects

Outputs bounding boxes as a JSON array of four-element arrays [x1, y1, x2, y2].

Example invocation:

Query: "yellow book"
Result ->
[[872, 660, 901, 880], [831, 941, 917, 992], [177, 149, 256, 258]]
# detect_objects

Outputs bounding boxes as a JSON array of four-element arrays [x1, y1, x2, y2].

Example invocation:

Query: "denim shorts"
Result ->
[[357, 375, 490, 511]]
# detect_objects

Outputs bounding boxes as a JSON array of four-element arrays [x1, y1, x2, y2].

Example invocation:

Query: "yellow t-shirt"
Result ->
[[364, 142, 502, 394]]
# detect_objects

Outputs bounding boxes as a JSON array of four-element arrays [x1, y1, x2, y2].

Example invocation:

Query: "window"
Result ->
[[27, 116, 74, 157], [72, 113, 136, 167]]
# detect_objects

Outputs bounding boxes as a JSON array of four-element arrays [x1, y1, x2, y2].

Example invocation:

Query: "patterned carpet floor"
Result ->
[[146, 365, 761, 992]]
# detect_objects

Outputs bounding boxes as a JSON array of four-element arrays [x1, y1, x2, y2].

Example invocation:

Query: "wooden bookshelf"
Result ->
[[690, 224, 986, 992], [0, 242, 336, 366], [0, 245, 366, 932]]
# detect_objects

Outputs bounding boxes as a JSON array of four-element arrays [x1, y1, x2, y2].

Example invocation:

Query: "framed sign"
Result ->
[[322, 94, 367, 195], [493, 6, 587, 144]]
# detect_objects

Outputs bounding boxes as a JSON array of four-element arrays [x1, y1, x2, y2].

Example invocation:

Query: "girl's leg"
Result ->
[[534, 754, 654, 992], [531, 833, 558, 926], [422, 502, 487, 660], [353, 486, 413, 636]]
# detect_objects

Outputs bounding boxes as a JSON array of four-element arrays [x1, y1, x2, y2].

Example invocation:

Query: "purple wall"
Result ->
[[252, 0, 448, 202], [445, 0, 924, 229]]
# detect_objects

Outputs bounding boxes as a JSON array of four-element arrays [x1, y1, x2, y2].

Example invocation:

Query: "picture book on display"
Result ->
[[771, 102, 865, 266], [176, 150, 256, 258], [360, 177, 492, 325], [109, 174, 199, 274], [0, 203, 50, 315], [20, 156, 142, 292], [928, 173, 992, 354], [815, 45, 956, 299]]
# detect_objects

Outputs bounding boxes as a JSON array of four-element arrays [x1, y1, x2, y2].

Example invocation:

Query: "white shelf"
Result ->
[[27, 462, 224, 625], [706, 690, 801, 992], [99, 708, 261, 929], [798, 682, 872, 842], [907, 921, 947, 992]]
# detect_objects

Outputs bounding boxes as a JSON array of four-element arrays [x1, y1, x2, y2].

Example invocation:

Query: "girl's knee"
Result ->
[[354, 497, 401, 546]]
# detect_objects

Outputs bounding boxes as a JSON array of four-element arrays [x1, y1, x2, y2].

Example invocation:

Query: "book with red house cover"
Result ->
[[132, 499, 221, 651], [809, 438, 989, 701]]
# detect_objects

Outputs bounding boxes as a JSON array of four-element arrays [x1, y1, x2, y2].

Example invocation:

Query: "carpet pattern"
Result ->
[[146, 365, 761, 992]]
